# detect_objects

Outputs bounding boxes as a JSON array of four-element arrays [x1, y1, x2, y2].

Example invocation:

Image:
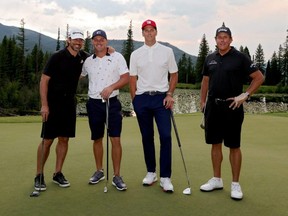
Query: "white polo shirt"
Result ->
[[129, 42, 178, 95], [81, 52, 129, 99]]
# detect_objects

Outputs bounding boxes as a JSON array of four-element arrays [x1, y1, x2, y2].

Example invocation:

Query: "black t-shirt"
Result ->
[[44, 48, 90, 98], [202, 47, 258, 99]]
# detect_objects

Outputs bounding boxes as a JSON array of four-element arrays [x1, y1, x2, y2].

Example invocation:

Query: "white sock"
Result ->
[[232, 182, 239, 185], [213, 177, 221, 181]]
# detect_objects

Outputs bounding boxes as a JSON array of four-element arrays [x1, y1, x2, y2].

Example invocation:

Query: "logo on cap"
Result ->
[[92, 29, 107, 39], [142, 19, 157, 29], [215, 22, 232, 37], [69, 29, 84, 40]]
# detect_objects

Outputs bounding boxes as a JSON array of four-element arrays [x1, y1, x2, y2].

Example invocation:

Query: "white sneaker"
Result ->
[[160, 177, 174, 192], [200, 177, 223, 192], [142, 172, 157, 185], [231, 182, 243, 200]]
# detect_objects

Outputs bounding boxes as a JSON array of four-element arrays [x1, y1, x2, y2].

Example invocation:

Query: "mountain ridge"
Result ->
[[0, 23, 197, 63]]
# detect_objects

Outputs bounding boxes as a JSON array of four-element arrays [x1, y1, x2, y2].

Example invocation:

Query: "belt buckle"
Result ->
[[149, 91, 157, 96], [215, 98, 226, 105]]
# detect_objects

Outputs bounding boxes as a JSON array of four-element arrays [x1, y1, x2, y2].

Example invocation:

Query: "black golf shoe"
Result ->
[[34, 174, 46, 191], [53, 172, 70, 188]]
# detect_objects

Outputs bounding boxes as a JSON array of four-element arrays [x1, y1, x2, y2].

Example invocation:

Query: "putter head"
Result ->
[[183, 187, 191, 195], [30, 191, 40, 197], [104, 186, 108, 193], [200, 123, 205, 129]]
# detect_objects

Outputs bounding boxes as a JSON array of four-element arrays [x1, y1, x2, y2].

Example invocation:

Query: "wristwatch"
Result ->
[[166, 92, 173, 97], [245, 92, 250, 100]]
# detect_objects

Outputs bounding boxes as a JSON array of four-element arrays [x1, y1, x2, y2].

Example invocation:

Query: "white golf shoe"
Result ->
[[142, 172, 157, 185], [160, 177, 174, 192], [200, 177, 223, 192], [231, 182, 243, 200]]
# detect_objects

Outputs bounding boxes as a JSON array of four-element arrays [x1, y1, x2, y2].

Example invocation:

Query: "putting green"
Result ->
[[0, 113, 287, 216]]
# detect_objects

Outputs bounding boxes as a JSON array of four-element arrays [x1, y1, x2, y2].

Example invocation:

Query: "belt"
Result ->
[[214, 98, 231, 105], [142, 91, 166, 96], [89, 96, 118, 102]]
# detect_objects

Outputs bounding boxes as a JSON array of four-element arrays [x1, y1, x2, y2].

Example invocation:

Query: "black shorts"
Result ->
[[205, 98, 244, 148], [86, 97, 122, 140], [42, 95, 77, 139]]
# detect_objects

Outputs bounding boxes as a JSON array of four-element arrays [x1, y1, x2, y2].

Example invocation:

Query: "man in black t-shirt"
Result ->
[[33, 29, 90, 191], [199, 23, 264, 200]]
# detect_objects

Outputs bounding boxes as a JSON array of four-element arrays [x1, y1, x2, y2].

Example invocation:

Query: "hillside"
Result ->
[[0, 23, 197, 63]]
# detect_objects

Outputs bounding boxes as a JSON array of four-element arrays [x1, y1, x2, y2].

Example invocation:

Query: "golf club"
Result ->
[[200, 113, 205, 129], [30, 121, 46, 197], [200, 96, 207, 129], [170, 110, 192, 195], [104, 99, 110, 193]]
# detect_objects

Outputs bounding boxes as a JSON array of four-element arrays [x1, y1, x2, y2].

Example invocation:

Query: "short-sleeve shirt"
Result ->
[[44, 48, 89, 98], [81, 52, 129, 99], [202, 47, 258, 99], [129, 42, 178, 95]]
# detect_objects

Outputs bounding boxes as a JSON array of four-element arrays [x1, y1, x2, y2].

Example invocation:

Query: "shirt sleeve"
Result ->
[[129, 51, 137, 76], [116, 53, 129, 75], [43, 52, 59, 77], [168, 48, 178, 74], [81, 59, 88, 77]]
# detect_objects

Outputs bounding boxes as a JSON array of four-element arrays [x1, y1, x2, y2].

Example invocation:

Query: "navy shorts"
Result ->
[[86, 96, 122, 140], [205, 98, 244, 148]]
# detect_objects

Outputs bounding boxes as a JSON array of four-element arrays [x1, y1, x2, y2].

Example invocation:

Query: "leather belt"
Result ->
[[143, 91, 166, 96]]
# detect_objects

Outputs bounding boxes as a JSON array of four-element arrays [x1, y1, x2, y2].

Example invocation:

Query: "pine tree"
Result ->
[[56, 27, 61, 51], [195, 34, 209, 83], [243, 46, 251, 60], [265, 52, 281, 85], [281, 29, 288, 85], [16, 18, 26, 85], [121, 20, 134, 68], [254, 44, 265, 74], [84, 30, 91, 53]]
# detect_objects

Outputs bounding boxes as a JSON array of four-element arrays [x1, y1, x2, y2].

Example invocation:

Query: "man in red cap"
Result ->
[[129, 19, 178, 193]]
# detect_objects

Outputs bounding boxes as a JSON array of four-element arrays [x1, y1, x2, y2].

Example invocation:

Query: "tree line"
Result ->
[[0, 19, 287, 115], [177, 30, 288, 87]]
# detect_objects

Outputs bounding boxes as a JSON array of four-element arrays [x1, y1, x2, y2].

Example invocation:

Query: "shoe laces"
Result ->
[[161, 177, 172, 184], [231, 183, 241, 192], [94, 170, 104, 178], [146, 172, 156, 178], [55, 172, 66, 181]]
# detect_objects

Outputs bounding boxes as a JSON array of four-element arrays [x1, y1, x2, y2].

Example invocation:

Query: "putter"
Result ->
[[30, 121, 46, 197], [200, 114, 205, 129], [104, 99, 110, 193], [200, 97, 207, 129], [170, 110, 192, 195]]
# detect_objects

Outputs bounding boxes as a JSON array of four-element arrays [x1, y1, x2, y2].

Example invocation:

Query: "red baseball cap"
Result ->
[[141, 19, 157, 29]]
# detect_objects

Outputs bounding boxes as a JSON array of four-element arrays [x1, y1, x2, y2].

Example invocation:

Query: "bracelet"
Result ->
[[166, 92, 173, 97]]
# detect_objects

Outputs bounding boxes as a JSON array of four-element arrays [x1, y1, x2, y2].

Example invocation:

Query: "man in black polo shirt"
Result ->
[[199, 23, 264, 200], [33, 29, 90, 191]]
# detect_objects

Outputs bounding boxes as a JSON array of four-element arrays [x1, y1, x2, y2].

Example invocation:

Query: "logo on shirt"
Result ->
[[208, 60, 217, 65], [250, 63, 256, 68]]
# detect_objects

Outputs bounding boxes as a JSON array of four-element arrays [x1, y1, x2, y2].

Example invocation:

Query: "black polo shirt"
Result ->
[[44, 48, 90, 97], [202, 47, 258, 99]]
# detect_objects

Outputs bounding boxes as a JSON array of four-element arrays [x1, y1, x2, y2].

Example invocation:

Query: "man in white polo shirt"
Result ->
[[129, 19, 178, 193], [81, 29, 129, 191]]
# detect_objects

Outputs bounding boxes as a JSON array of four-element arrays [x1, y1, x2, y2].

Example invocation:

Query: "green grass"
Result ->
[[0, 114, 287, 216]]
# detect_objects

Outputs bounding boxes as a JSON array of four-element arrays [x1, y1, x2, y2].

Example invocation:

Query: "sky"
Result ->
[[0, 0, 287, 60]]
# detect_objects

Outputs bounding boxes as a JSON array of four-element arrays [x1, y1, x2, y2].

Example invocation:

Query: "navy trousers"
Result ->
[[133, 94, 172, 177]]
